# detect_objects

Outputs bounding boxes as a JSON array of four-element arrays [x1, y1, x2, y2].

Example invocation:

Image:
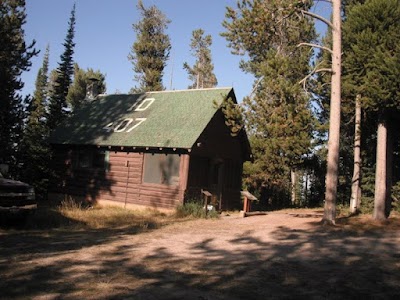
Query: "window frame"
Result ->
[[73, 148, 109, 171]]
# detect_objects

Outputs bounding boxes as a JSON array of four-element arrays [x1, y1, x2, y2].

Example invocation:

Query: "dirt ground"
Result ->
[[1, 210, 400, 299]]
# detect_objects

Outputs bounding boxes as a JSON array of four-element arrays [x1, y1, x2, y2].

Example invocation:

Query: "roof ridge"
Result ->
[[145, 87, 232, 94], [98, 87, 233, 97]]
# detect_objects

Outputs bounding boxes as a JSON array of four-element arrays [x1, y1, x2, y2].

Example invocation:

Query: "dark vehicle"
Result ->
[[0, 170, 36, 220]]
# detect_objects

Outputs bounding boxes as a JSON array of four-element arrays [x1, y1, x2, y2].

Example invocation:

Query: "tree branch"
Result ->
[[315, 0, 332, 4], [301, 10, 333, 28], [249, 76, 265, 99], [299, 67, 332, 92], [297, 42, 333, 54]]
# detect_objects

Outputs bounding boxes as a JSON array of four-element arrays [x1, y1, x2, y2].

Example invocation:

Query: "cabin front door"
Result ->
[[210, 160, 224, 210]]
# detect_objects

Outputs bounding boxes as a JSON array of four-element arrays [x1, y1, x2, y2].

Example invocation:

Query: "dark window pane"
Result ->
[[73, 149, 108, 170], [78, 150, 92, 168], [143, 153, 180, 185], [143, 154, 163, 184], [93, 150, 106, 168]]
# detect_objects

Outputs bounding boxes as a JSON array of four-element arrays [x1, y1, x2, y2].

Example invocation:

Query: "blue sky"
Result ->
[[22, 0, 331, 103]]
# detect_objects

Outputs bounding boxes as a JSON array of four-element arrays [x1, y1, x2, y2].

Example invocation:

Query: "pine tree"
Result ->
[[222, 0, 317, 207], [128, 0, 171, 92], [183, 29, 218, 89], [66, 63, 106, 110], [47, 3, 76, 130], [0, 0, 38, 172], [342, 0, 400, 220], [28, 45, 49, 126], [20, 46, 51, 198]]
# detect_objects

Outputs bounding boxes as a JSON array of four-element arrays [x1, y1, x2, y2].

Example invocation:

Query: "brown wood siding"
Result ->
[[191, 110, 245, 160], [49, 147, 189, 210]]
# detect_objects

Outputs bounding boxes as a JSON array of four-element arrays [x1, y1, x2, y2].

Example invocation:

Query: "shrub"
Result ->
[[392, 181, 400, 213], [176, 200, 219, 219], [360, 196, 374, 214]]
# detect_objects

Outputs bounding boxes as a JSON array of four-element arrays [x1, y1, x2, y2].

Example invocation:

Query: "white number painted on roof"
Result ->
[[135, 98, 155, 111], [103, 118, 147, 133], [114, 118, 134, 132], [126, 118, 146, 132], [103, 122, 114, 132], [127, 97, 155, 112]]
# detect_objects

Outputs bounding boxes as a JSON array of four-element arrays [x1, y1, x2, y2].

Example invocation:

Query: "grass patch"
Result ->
[[16, 198, 170, 230], [59, 205, 162, 229], [11, 198, 222, 231], [58, 199, 168, 229], [336, 211, 400, 231]]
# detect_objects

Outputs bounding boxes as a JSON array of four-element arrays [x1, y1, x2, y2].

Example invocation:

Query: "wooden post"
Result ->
[[243, 196, 249, 212], [240, 191, 258, 217], [201, 189, 212, 216]]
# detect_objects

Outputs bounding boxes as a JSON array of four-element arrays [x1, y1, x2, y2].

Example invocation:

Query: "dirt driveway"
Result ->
[[1, 211, 400, 299]]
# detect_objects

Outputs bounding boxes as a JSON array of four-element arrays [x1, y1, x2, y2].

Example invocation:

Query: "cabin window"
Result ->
[[74, 149, 109, 170], [143, 153, 180, 186], [93, 150, 108, 169], [77, 150, 91, 168]]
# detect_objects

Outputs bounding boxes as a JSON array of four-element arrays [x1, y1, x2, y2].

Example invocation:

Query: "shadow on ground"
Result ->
[[1, 214, 399, 299]]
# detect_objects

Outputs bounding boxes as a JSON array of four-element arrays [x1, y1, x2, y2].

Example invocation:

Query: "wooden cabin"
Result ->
[[48, 88, 251, 211]]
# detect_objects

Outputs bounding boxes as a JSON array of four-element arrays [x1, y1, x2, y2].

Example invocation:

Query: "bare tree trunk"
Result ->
[[196, 72, 200, 89], [350, 95, 361, 214], [291, 169, 297, 206], [373, 119, 388, 221], [385, 124, 393, 218], [305, 171, 309, 205], [323, 0, 342, 225]]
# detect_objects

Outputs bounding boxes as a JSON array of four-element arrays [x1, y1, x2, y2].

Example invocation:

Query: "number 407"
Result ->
[[103, 118, 146, 133]]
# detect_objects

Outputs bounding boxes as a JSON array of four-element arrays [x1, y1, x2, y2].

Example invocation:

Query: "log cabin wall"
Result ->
[[49, 146, 190, 210]]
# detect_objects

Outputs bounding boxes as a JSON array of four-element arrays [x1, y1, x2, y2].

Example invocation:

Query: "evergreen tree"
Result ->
[[47, 3, 76, 130], [222, 0, 317, 207], [128, 0, 171, 92], [342, 0, 400, 220], [0, 0, 38, 172], [183, 29, 218, 89], [66, 63, 106, 110], [20, 46, 51, 198], [28, 45, 49, 126]]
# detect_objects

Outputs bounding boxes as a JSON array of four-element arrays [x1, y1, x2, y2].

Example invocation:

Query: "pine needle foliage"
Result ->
[[20, 46, 51, 199], [66, 63, 106, 110], [342, 0, 400, 219], [47, 4, 76, 130], [0, 0, 38, 170], [222, 0, 317, 206], [183, 29, 218, 89], [128, 0, 171, 93]]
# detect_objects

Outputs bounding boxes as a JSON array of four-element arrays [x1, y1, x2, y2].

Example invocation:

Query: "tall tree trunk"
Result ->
[[305, 171, 309, 205], [323, 0, 342, 225], [291, 169, 297, 206], [373, 118, 388, 221], [385, 123, 393, 218], [350, 95, 361, 213]]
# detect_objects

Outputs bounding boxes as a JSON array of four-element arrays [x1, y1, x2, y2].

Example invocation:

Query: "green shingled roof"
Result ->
[[49, 87, 234, 149]]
